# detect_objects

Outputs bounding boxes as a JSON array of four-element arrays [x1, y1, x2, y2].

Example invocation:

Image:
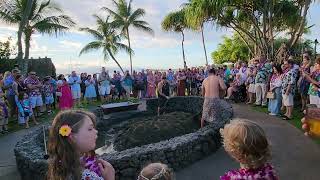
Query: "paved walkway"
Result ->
[[0, 103, 320, 180], [176, 104, 320, 180]]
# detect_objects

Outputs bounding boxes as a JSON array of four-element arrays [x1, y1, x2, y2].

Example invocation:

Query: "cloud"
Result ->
[[59, 40, 82, 48]]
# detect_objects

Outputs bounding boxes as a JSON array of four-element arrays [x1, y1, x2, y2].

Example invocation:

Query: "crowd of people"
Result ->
[[1, 53, 320, 179]]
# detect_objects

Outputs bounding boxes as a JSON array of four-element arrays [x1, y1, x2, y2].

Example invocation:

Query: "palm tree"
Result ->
[[184, 0, 215, 66], [0, 0, 75, 73], [102, 0, 154, 75], [79, 15, 132, 74], [161, 10, 189, 69]]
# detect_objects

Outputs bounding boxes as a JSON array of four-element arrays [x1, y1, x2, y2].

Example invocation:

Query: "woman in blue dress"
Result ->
[[84, 75, 97, 103]]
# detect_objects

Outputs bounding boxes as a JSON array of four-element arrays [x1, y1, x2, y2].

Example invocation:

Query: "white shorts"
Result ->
[[99, 86, 111, 96], [72, 90, 81, 100], [248, 84, 256, 93], [29, 95, 43, 108], [282, 94, 294, 107], [309, 95, 320, 108]]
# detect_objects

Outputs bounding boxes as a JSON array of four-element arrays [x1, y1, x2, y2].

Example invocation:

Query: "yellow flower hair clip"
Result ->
[[59, 125, 72, 137]]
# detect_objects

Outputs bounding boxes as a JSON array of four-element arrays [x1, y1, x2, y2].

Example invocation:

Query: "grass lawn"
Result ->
[[251, 105, 320, 145]]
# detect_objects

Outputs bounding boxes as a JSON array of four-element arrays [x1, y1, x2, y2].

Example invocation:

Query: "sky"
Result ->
[[0, 0, 320, 74]]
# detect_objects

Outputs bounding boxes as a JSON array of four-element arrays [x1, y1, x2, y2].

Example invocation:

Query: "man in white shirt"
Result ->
[[68, 71, 81, 106]]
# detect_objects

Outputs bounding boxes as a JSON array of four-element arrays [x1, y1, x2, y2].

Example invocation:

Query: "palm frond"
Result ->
[[132, 23, 154, 35], [101, 6, 123, 21], [79, 27, 104, 40], [0, 9, 19, 24], [115, 42, 133, 55], [128, 8, 145, 23], [79, 41, 103, 56]]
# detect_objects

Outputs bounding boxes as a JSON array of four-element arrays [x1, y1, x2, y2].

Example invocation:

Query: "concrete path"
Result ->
[[0, 103, 320, 180], [176, 104, 320, 180]]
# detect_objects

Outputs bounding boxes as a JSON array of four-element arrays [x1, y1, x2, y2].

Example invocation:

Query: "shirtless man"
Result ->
[[201, 68, 227, 127]]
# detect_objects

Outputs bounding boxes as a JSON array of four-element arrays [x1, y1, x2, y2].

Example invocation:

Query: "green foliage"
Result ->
[[0, 0, 75, 58], [102, 0, 154, 37], [79, 15, 132, 74], [0, 37, 15, 59], [211, 34, 250, 64], [161, 10, 188, 32]]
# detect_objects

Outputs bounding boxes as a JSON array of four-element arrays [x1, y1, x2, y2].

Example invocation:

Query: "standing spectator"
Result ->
[[50, 76, 57, 110], [141, 69, 147, 98], [98, 67, 111, 102], [3, 69, 20, 117], [255, 57, 271, 107], [68, 71, 82, 107], [57, 74, 73, 110], [80, 73, 87, 99], [42, 77, 54, 114], [177, 70, 186, 96], [167, 69, 176, 97], [24, 71, 43, 117], [84, 75, 97, 103], [246, 64, 256, 104], [147, 71, 156, 98], [93, 74, 100, 101], [0, 87, 9, 133], [298, 56, 311, 111], [135, 72, 145, 99], [121, 71, 133, 98], [268, 65, 283, 116], [281, 59, 297, 120], [16, 92, 38, 128], [303, 57, 320, 107]]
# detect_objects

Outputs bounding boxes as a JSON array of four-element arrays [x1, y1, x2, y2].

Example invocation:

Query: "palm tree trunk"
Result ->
[[17, 0, 33, 74], [108, 49, 125, 75], [288, 0, 311, 47], [22, 32, 31, 74], [126, 28, 133, 75], [201, 24, 208, 65], [24, 32, 31, 59], [181, 31, 186, 69]]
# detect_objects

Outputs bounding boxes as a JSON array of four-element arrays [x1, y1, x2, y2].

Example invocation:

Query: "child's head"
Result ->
[[18, 92, 28, 100], [220, 119, 270, 169], [138, 163, 174, 180], [48, 110, 98, 180]]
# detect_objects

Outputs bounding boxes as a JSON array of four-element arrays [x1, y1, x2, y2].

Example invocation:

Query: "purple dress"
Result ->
[[220, 163, 278, 180]]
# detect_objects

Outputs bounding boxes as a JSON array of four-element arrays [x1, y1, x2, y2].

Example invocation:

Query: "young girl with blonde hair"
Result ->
[[220, 119, 278, 180], [138, 163, 175, 180]]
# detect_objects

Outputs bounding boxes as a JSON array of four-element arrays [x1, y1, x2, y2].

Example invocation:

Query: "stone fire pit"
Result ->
[[14, 96, 233, 180]]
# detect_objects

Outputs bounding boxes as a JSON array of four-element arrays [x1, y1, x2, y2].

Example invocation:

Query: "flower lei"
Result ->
[[59, 125, 72, 137]]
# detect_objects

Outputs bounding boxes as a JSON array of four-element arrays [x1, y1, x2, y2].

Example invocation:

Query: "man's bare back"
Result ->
[[202, 75, 226, 98]]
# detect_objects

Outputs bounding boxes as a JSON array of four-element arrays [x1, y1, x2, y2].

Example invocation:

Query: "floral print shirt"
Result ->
[[308, 69, 320, 96], [281, 68, 297, 95], [220, 163, 278, 180], [255, 63, 272, 84], [81, 169, 103, 180]]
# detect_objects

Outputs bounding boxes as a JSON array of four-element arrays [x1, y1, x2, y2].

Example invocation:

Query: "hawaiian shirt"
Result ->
[[308, 69, 320, 96], [24, 76, 41, 96], [3, 75, 15, 96], [220, 163, 278, 180], [255, 63, 272, 84], [281, 68, 297, 95], [42, 83, 53, 97]]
